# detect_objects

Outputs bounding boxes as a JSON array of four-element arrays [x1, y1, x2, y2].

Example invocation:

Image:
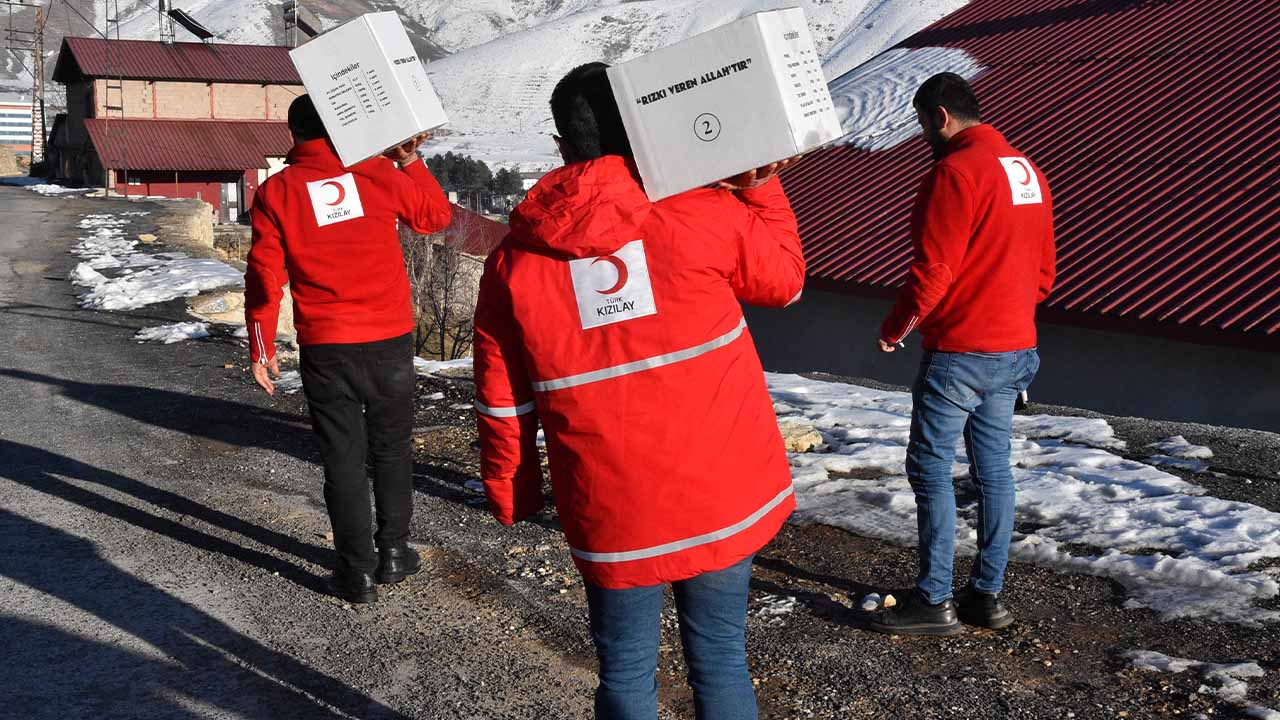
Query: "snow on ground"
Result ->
[[771, 373, 1280, 625], [412, 361, 1280, 623], [828, 46, 985, 150], [414, 357, 476, 377], [67, 211, 244, 312], [134, 322, 212, 345], [1124, 650, 1274, 714], [752, 594, 801, 626], [413, 365, 1280, 625], [275, 371, 304, 395], [25, 183, 91, 196], [1147, 436, 1215, 473]]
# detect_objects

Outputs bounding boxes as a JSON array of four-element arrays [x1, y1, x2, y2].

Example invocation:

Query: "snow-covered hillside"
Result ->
[[424, 0, 969, 168], [3, 1, 971, 168]]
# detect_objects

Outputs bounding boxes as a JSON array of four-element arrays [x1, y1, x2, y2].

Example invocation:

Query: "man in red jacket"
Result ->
[[245, 95, 452, 604], [474, 63, 802, 719], [870, 73, 1055, 636]]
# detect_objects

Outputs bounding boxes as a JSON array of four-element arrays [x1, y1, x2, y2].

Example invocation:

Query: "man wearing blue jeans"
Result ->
[[587, 556, 756, 718], [871, 74, 1056, 635]]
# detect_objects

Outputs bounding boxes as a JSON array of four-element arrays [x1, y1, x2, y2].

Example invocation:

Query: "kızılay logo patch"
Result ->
[[998, 157, 1044, 206], [568, 240, 658, 330], [306, 172, 365, 227]]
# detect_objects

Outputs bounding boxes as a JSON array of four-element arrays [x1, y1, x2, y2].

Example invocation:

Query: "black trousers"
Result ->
[[300, 333, 415, 572]]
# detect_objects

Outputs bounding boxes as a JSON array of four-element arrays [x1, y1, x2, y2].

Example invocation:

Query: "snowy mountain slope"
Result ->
[[3, 1, 971, 169], [424, 0, 969, 168]]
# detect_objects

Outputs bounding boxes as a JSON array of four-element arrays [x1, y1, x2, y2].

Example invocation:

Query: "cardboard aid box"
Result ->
[[607, 8, 843, 201], [290, 12, 449, 168]]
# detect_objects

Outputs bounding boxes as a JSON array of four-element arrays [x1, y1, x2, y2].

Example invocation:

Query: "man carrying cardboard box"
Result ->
[[245, 95, 452, 604], [473, 62, 803, 720], [870, 73, 1056, 636]]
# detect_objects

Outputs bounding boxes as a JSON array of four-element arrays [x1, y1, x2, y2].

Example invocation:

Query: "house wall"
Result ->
[[113, 169, 258, 223], [91, 79, 302, 120], [743, 288, 1280, 432]]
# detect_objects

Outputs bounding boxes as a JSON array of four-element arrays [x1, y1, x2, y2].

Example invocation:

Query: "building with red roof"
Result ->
[[751, 0, 1279, 430], [48, 37, 303, 222]]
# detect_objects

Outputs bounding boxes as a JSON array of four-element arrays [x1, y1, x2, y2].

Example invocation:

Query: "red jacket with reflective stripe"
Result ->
[[244, 139, 451, 361], [473, 156, 802, 589], [881, 124, 1056, 352]]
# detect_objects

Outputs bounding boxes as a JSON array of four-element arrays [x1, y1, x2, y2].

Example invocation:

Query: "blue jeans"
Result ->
[[585, 556, 757, 720], [907, 349, 1040, 604]]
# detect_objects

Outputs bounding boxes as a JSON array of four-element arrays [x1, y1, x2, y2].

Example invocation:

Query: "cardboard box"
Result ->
[[290, 12, 449, 168], [607, 8, 843, 201]]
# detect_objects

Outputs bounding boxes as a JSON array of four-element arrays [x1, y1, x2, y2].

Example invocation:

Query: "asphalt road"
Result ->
[[1, 185, 1277, 720]]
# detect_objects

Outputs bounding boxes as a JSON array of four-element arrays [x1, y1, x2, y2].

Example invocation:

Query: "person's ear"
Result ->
[[935, 107, 951, 134]]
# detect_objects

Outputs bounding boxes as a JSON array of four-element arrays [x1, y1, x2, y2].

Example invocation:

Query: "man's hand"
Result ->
[[717, 158, 796, 191], [252, 356, 281, 396], [384, 133, 432, 166], [878, 339, 898, 353]]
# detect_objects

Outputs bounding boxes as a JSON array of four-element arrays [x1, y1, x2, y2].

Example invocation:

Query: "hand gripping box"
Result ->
[[290, 12, 449, 168], [607, 7, 843, 201]]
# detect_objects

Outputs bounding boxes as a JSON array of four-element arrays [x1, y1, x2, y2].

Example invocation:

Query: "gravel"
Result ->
[[2, 187, 1277, 719]]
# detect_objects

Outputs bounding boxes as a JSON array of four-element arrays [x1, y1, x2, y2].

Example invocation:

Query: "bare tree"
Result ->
[[400, 211, 485, 360]]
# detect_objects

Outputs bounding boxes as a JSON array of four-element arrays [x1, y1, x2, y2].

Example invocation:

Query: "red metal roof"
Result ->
[[782, 0, 1280, 346], [53, 37, 301, 85], [85, 119, 293, 171], [441, 206, 509, 256]]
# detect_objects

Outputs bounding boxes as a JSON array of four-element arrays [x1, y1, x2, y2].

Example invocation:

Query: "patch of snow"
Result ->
[[770, 373, 1280, 624], [25, 183, 91, 196], [1150, 436, 1214, 460], [1147, 455, 1210, 474], [425, 392, 446, 401], [275, 371, 303, 395], [1246, 706, 1280, 720], [752, 593, 800, 625], [1124, 650, 1266, 706], [232, 326, 249, 339], [69, 210, 241, 311], [69, 263, 108, 288], [414, 357, 475, 376], [134, 322, 211, 344], [829, 46, 985, 151], [79, 259, 244, 311]]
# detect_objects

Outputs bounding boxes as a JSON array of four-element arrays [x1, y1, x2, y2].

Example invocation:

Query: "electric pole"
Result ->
[[2, 0, 45, 164]]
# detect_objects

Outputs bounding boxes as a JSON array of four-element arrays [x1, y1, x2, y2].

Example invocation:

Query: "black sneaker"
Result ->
[[326, 566, 378, 604], [955, 586, 1013, 629], [375, 544, 422, 585], [867, 590, 963, 636]]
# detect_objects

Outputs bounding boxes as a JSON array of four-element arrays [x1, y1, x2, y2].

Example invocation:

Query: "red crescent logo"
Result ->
[[1013, 159, 1032, 186], [592, 255, 629, 295], [322, 180, 346, 206]]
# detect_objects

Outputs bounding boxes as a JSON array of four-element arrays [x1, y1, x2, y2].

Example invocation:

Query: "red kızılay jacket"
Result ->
[[474, 155, 803, 589], [881, 124, 1056, 352], [245, 138, 452, 361]]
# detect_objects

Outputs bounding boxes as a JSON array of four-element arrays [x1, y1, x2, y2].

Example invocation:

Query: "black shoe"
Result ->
[[326, 566, 378, 604], [867, 590, 963, 636], [955, 585, 1013, 629], [375, 544, 422, 585]]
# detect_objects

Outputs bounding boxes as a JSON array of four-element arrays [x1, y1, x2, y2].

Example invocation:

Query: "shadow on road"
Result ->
[[0, 439, 329, 587], [0, 507, 412, 720], [0, 368, 315, 464]]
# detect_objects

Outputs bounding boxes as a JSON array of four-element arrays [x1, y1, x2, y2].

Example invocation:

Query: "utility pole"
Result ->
[[158, 0, 174, 44], [103, 0, 125, 194], [1, 0, 45, 164]]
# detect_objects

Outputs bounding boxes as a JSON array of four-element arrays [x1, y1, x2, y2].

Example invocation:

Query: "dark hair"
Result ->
[[287, 94, 328, 141], [550, 62, 632, 163], [913, 72, 982, 124]]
